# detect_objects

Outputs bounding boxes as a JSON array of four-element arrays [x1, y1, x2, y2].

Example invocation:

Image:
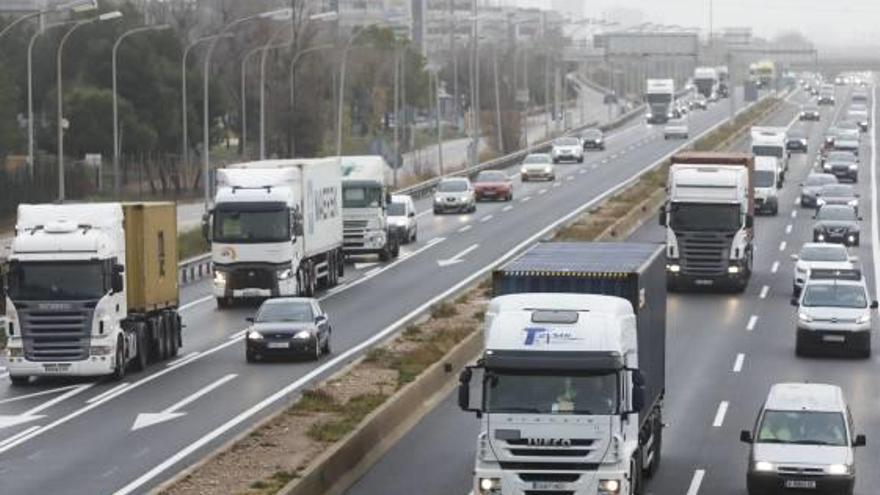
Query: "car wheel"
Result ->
[[795, 336, 806, 357], [410, 226, 417, 243], [9, 375, 29, 387], [313, 340, 322, 360], [322, 331, 332, 354], [433, 207, 441, 214], [246, 349, 258, 363]]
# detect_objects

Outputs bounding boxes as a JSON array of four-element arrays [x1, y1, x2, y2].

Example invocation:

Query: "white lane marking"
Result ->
[[113, 93, 770, 495], [0, 373, 7, 380], [871, 84, 880, 309], [791, 210, 797, 218], [458, 225, 472, 233], [0, 384, 82, 405], [779, 241, 787, 251], [538, 188, 548, 195], [180, 296, 212, 312], [521, 196, 531, 203], [502, 205, 513, 212], [553, 182, 562, 188], [733, 353, 745, 373], [0, 384, 93, 429], [747, 315, 758, 331], [227, 329, 248, 341], [480, 215, 493, 223], [166, 351, 200, 367], [131, 374, 238, 431], [759, 285, 769, 299], [0, 425, 41, 449], [712, 401, 729, 427], [416, 209, 433, 218], [578, 168, 586, 174], [364, 268, 381, 277], [86, 383, 132, 405], [785, 224, 793, 234], [686, 469, 706, 495], [771, 261, 780, 273], [437, 243, 480, 267]]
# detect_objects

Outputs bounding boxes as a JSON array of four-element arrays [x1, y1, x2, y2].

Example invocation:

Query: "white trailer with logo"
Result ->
[[208, 159, 344, 307]]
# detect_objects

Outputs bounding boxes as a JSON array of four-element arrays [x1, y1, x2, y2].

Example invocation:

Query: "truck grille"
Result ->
[[228, 267, 274, 290], [677, 231, 735, 276], [343, 220, 368, 231], [344, 220, 370, 249], [17, 302, 94, 361], [502, 438, 598, 460]]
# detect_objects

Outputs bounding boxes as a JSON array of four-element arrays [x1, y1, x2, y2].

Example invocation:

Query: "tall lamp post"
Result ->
[[112, 24, 170, 197], [56, 10, 123, 202], [335, 25, 375, 158]]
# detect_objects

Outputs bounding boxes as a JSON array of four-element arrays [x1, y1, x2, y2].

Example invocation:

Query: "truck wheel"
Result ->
[[133, 328, 149, 372], [9, 375, 29, 387], [379, 244, 391, 262], [645, 415, 663, 478], [167, 314, 180, 358], [305, 263, 317, 297], [157, 318, 168, 361], [337, 250, 345, 278], [111, 336, 126, 381], [216, 297, 231, 309], [391, 234, 400, 258], [327, 256, 338, 287], [630, 453, 644, 495]]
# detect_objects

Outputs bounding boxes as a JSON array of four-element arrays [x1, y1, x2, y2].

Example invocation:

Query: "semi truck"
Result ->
[[3, 202, 182, 385], [749, 60, 775, 89], [459, 242, 666, 495], [645, 78, 675, 124], [207, 159, 344, 307], [660, 152, 755, 291], [693, 66, 719, 99], [338, 156, 400, 261], [716, 65, 730, 98], [751, 126, 789, 182]]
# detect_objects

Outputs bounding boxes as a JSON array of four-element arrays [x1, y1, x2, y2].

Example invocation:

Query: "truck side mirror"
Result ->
[[458, 367, 481, 417], [871, 301, 878, 310], [853, 434, 867, 447], [790, 297, 799, 306], [201, 212, 212, 244], [745, 215, 754, 228], [631, 384, 645, 413], [658, 205, 667, 227], [740, 430, 753, 443], [292, 212, 304, 237], [111, 265, 125, 294]]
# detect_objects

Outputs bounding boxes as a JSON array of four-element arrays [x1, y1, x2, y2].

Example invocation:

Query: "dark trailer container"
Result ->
[[493, 241, 667, 427]]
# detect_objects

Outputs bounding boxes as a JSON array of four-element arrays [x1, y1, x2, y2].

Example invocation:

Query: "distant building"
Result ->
[[721, 27, 752, 46]]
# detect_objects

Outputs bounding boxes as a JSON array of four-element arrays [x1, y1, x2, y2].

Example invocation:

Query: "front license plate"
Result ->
[[43, 363, 71, 373], [268, 342, 290, 349], [695, 279, 714, 286], [240, 289, 265, 297], [532, 482, 565, 490], [784, 479, 816, 489], [823, 335, 846, 343]]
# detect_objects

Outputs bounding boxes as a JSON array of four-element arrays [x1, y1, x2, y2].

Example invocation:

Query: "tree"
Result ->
[[0, 61, 21, 159]]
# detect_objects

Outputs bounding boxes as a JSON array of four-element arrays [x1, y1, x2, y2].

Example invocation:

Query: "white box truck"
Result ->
[[207, 159, 344, 307], [460, 242, 666, 495], [645, 79, 675, 124], [338, 155, 400, 261], [4, 203, 182, 385], [694, 66, 719, 99], [751, 126, 790, 182], [660, 152, 755, 292]]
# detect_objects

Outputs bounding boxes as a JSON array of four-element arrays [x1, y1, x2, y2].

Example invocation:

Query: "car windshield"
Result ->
[[827, 152, 856, 163], [838, 121, 859, 131], [757, 410, 848, 446], [476, 171, 507, 183], [438, 180, 468, 192], [805, 175, 837, 187], [583, 130, 602, 139], [754, 170, 776, 187], [803, 106, 818, 112], [787, 130, 806, 139], [485, 370, 619, 415], [800, 246, 848, 262], [555, 138, 579, 146], [256, 301, 314, 323], [820, 185, 854, 197], [523, 154, 551, 164], [753, 145, 783, 158], [670, 203, 740, 232], [214, 206, 290, 244], [387, 202, 406, 216], [817, 206, 857, 221], [8, 261, 107, 301], [802, 283, 867, 308]]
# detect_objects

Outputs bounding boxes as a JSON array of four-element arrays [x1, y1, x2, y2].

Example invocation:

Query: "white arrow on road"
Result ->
[[0, 383, 92, 429], [437, 243, 479, 267], [131, 374, 237, 432]]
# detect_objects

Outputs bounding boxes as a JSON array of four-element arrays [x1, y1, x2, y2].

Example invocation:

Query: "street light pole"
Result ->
[[113, 24, 170, 197], [0, 0, 95, 41], [336, 25, 374, 158], [240, 46, 264, 159], [492, 43, 503, 153], [181, 34, 229, 182]]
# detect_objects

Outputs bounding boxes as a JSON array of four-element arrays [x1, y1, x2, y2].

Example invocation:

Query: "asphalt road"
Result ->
[[345, 84, 880, 495], [0, 86, 759, 495]]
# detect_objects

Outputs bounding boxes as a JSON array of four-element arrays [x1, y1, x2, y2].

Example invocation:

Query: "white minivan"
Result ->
[[388, 194, 418, 244]]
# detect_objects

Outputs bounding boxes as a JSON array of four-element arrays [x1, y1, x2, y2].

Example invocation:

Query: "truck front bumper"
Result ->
[[666, 259, 749, 288], [473, 466, 628, 495], [343, 229, 387, 255], [213, 263, 296, 299], [6, 356, 115, 377]]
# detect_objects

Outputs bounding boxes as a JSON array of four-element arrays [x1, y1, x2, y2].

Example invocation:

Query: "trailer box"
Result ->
[[123, 202, 179, 312]]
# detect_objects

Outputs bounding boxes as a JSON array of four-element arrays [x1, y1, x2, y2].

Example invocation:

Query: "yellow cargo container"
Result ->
[[122, 202, 179, 313]]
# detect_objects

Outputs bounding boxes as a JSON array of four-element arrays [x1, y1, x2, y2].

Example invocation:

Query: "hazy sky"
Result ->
[[518, 0, 880, 47]]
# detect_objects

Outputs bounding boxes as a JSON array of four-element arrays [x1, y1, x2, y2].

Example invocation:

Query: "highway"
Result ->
[[0, 87, 761, 494], [345, 84, 880, 495]]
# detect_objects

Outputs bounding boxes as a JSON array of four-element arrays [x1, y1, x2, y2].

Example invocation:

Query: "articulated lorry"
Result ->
[[645, 78, 675, 124], [749, 61, 775, 89], [694, 66, 719, 99], [208, 159, 344, 307], [661, 152, 755, 291], [338, 156, 400, 261], [4, 203, 182, 385], [716, 65, 730, 98], [460, 242, 666, 495], [751, 126, 789, 182]]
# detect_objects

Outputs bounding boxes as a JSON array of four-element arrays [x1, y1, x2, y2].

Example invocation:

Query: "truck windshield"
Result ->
[[757, 410, 847, 446], [646, 93, 671, 104], [485, 370, 618, 415], [343, 184, 384, 208], [753, 145, 783, 158], [8, 262, 106, 301], [214, 207, 290, 244], [670, 203, 741, 232], [754, 170, 776, 188]]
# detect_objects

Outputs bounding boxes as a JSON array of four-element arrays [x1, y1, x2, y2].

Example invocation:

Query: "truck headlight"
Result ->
[[754, 461, 775, 472], [822, 164, 832, 171], [6, 347, 23, 358], [214, 271, 227, 286], [247, 331, 264, 340], [817, 233, 825, 241], [90, 346, 113, 356], [277, 268, 293, 281], [521, 167, 528, 174], [294, 330, 312, 340], [667, 264, 681, 273], [478, 477, 501, 494], [728, 266, 740, 274], [828, 463, 851, 475], [599, 479, 621, 494], [817, 198, 827, 206], [798, 312, 813, 322], [848, 199, 858, 206]]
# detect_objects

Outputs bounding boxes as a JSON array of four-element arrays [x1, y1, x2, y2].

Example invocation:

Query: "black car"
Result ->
[[245, 298, 331, 362], [799, 105, 820, 121], [813, 204, 861, 246], [785, 128, 808, 153], [821, 151, 859, 182], [581, 129, 605, 150], [800, 173, 838, 208]]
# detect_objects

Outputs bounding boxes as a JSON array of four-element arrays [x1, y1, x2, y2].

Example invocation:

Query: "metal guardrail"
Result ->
[[178, 253, 212, 285]]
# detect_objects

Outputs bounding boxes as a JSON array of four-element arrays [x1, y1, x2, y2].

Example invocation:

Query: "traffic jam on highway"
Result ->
[[0, 59, 878, 495]]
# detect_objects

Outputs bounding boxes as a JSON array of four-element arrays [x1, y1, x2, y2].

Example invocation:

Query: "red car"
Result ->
[[473, 170, 513, 202]]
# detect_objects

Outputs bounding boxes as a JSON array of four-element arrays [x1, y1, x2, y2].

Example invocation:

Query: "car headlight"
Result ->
[[277, 268, 293, 281], [754, 461, 775, 472], [646, 113, 653, 119], [828, 463, 851, 475], [521, 167, 528, 174], [817, 233, 825, 241], [798, 312, 813, 322], [848, 199, 858, 206], [849, 164, 858, 170], [478, 477, 501, 495], [822, 164, 832, 171], [247, 331, 263, 340], [817, 198, 827, 205], [666, 112, 674, 118], [544, 166, 552, 173], [856, 313, 871, 324], [796, 265, 807, 274], [214, 271, 227, 285], [598, 479, 621, 494], [801, 139, 808, 145], [294, 330, 312, 340]]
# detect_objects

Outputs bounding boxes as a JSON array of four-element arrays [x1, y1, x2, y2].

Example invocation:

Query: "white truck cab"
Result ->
[[752, 126, 790, 183]]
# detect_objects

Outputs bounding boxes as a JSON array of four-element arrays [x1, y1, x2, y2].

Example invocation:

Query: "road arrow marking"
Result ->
[[131, 374, 237, 432], [0, 384, 81, 405], [0, 383, 92, 429], [437, 243, 479, 267]]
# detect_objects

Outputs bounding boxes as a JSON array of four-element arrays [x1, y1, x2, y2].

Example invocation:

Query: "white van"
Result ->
[[388, 194, 418, 244]]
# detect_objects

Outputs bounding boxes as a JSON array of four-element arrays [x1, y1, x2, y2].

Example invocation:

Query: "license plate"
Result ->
[[532, 482, 565, 490], [43, 363, 71, 373], [695, 279, 714, 286], [268, 342, 290, 349], [785, 479, 816, 489], [240, 288, 265, 297], [823, 335, 846, 343]]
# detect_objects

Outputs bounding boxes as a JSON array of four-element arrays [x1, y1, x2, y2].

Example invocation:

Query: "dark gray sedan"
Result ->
[[813, 204, 861, 246], [800, 173, 838, 208], [245, 298, 331, 362]]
